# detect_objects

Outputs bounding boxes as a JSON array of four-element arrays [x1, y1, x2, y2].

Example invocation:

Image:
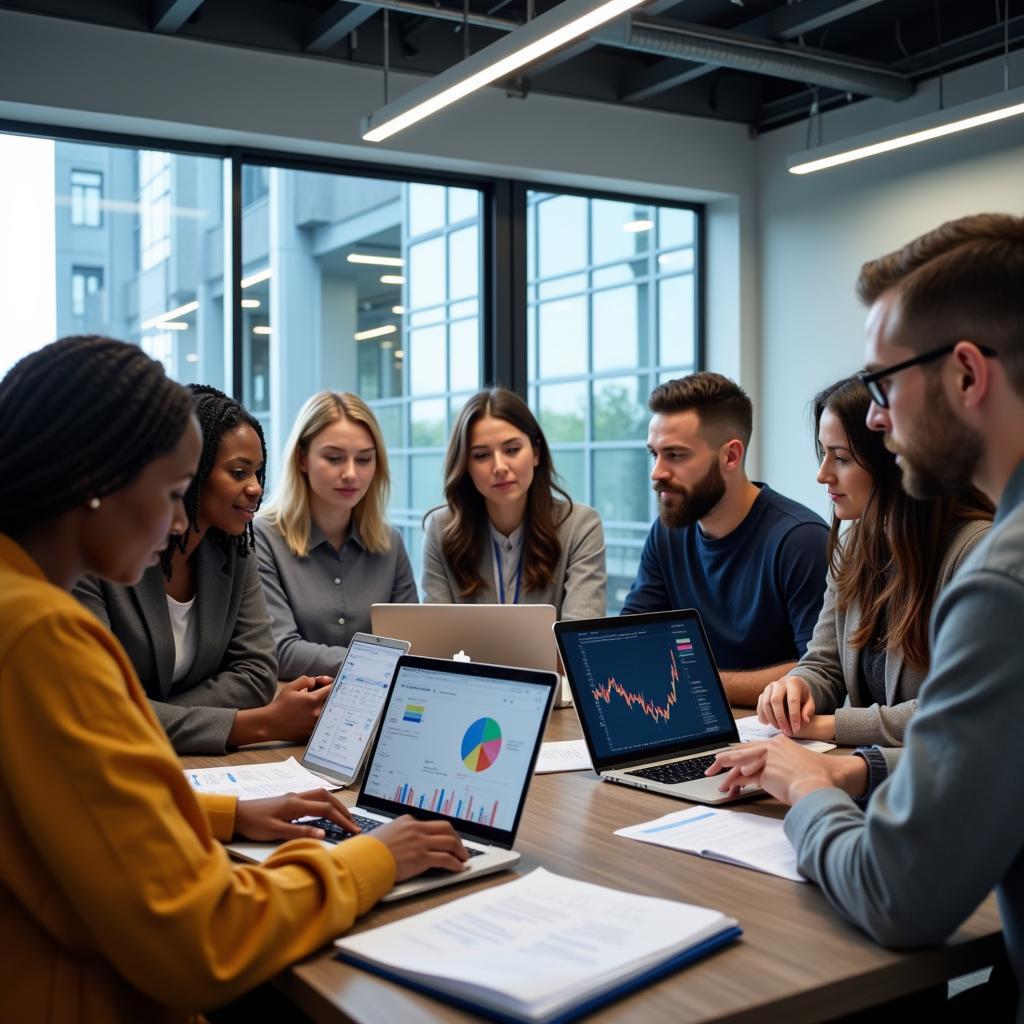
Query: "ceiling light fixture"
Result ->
[[241, 268, 272, 288], [380, 274, 406, 285], [392, 305, 406, 315], [347, 253, 404, 267], [622, 219, 654, 233], [156, 321, 189, 331], [789, 85, 1024, 175], [354, 324, 399, 341], [140, 300, 199, 331], [252, 325, 272, 336], [241, 298, 261, 309], [361, 0, 646, 143]]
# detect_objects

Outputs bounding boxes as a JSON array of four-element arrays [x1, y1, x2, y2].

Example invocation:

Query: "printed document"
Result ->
[[534, 739, 592, 774], [184, 756, 332, 800], [736, 716, 836, 752], [616, 806, 805, 882], [335, 867, 739, 1023]]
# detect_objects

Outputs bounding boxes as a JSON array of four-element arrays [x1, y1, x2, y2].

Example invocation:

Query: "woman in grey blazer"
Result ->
[[758, 377, 993, 746], [422, 388, 606, 619], [75, 386, 330, 755]]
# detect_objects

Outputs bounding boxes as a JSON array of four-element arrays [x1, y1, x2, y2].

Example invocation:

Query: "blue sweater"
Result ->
[[621, 483, 829, 671]]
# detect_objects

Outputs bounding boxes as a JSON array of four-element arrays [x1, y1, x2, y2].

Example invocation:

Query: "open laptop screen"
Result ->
[[359, 657, 554, 846], [303, 637, 407, 782], [556, 611, 738, 768]]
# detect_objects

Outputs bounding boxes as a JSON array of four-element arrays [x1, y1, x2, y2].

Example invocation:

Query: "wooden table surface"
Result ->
[[182, 709, 1003, 1024]]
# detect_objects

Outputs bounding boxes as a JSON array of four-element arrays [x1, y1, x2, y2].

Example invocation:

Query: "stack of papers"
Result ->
[[736, 716, 836, 752], [616, 806, 805, 882], [335, 867, 740, 1023], [183, 756, 332, 799]]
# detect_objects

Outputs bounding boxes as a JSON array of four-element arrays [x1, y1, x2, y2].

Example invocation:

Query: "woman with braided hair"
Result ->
[[0, 336, 468, 1024], [75, 384, 331, 755]]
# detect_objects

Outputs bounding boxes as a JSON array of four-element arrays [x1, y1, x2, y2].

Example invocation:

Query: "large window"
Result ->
[[70, 266, 103, 319], [69, 169, 102, 227], [240, 166, 484, 578], [527, 192, 699, 612]]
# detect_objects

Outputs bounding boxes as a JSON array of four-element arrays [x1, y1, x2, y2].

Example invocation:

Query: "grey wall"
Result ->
[[756, 53, 1024, 518]]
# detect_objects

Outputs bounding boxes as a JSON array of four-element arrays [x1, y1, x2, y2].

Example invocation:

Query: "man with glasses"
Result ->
[[708, 213, 1024, 1016]]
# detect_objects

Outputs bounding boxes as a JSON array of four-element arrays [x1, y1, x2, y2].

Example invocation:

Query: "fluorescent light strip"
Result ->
[[380, 274, 406, 285], [354, 324, 398, 341], [156, 321, 189, 331], [790, 94, 1024, 175], [392, 305, 406, 315], [623, 219, 654, 233], [241, 298, 261, 309], [140, 300, 199, 331], [363, 0, 645, 143], [241, 268, 272, 288], [252, 325, 272, 336], [347, 253, 404, 267]]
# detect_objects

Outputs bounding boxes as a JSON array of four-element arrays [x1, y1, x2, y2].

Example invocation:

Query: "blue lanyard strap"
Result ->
[[493, 539, 524, 605]]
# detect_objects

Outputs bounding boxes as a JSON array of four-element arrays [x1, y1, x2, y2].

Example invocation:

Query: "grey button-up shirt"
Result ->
[[254, 517, 418, 680]]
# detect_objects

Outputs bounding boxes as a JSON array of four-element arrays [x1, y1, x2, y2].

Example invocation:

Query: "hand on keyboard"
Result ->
[[234, 788, 361, 841]]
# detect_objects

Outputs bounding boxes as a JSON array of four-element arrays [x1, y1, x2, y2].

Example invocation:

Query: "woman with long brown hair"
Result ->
[[422, 387, 607, 618], [758, 375, 993, 746]]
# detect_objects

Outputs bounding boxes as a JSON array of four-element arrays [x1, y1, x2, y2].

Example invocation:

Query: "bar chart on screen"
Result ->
[[390, 779, 501, 826]]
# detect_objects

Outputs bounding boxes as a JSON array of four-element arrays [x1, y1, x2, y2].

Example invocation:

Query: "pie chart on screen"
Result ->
[[461, 717, 502, 772]]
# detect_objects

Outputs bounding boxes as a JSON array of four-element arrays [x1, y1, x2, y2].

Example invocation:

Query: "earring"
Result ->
[[88, 497, 101, 510]]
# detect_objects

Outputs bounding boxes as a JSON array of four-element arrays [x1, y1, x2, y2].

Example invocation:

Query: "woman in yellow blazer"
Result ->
[[0, 336, 466, 1024]]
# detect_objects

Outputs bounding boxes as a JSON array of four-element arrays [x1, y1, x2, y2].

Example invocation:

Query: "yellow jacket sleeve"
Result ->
[[0, 607, 396, 1014], [196, 793, 237, 842]]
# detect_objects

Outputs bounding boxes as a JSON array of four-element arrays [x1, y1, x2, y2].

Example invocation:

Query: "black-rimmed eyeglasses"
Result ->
[[857, 343, 998, 409]]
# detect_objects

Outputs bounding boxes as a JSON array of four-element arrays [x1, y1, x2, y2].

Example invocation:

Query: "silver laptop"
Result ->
[[371, 603, 573, 707], [299, 633, 410, 788], [229, 655, 558, 900], [554, 610, 760, 805]]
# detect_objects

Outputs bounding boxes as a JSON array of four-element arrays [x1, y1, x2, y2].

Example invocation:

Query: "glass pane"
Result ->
[[538, 273, 587, 300], [449, 318, 479, 393], [592, 376, 649, 441], [552, 449, 585, 502], [592, 285, 646, 372], [409, 305, 445, 327], [408, 324, 446, 395], [408, 236, 446, 311], [538, 296, 587, 378], [538, 381, 586, 442], [536, 195, 587, 278], [448, 226, 477, 301], [592, 449, 651, 523], [658, 275, 695, 367], [389, 453, 410, 510], [450, 298, 478, 319], [375, 404, 403, 448], [592, 199, 652, 265], [657, 248, 694, 272], [448, 187, 478, 224], [658, 207, 696, 248], [411, 453, 445, 509], [527, 305, 537, 382], [410, 398, 447, 447], [408, 183, 445, 237], [592, 261, 644, 289]]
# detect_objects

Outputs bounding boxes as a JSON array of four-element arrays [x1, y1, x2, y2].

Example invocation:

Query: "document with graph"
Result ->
[[616, 806, 805, 882], [335, 867, 741, 1024]]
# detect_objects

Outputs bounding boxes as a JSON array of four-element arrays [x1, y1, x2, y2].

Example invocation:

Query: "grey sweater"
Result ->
[[421, 501, 607, 620], [791, 518, 990, 746], [785, 459, 1024, 1021]]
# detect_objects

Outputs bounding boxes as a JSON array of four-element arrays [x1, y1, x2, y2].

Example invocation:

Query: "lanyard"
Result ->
[[493, 540, 524, 605]]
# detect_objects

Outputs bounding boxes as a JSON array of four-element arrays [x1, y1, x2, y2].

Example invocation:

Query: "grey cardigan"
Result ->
[[790, 518, 990, 746], [254, 517, 418, 680], [421, 501, 607, 619], [73, 538, 278, 755]]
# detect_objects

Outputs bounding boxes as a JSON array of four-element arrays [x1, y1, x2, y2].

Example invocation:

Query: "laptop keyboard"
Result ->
[[625, 754, 718, 784], [305, 814, 484, 858]]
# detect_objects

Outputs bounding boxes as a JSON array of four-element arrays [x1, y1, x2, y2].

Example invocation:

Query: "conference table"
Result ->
[[182, 708, 1003, 1024]]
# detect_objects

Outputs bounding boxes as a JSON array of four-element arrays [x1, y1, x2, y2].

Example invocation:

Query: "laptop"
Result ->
[[229, 655, 558, 900], [371, 603, 573, 707], [300, 633, 410, 788], [553, 610, 760, 805]]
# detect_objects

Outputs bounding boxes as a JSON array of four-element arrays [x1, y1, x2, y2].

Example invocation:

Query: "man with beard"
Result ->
[[621, 372, 829, 706], [707, 213, 1024, 1017]]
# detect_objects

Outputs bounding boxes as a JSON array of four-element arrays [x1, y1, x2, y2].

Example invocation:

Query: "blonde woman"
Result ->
[[255, 392, 417, 679]]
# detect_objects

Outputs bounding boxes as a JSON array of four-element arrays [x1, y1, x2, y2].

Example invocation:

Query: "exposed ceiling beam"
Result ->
[[343, 0, 518, 32], [305, 2, 380, 53], [151, 0, 205, 34], [601, 16, 912, 101], [620, 0, 886, 102]]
